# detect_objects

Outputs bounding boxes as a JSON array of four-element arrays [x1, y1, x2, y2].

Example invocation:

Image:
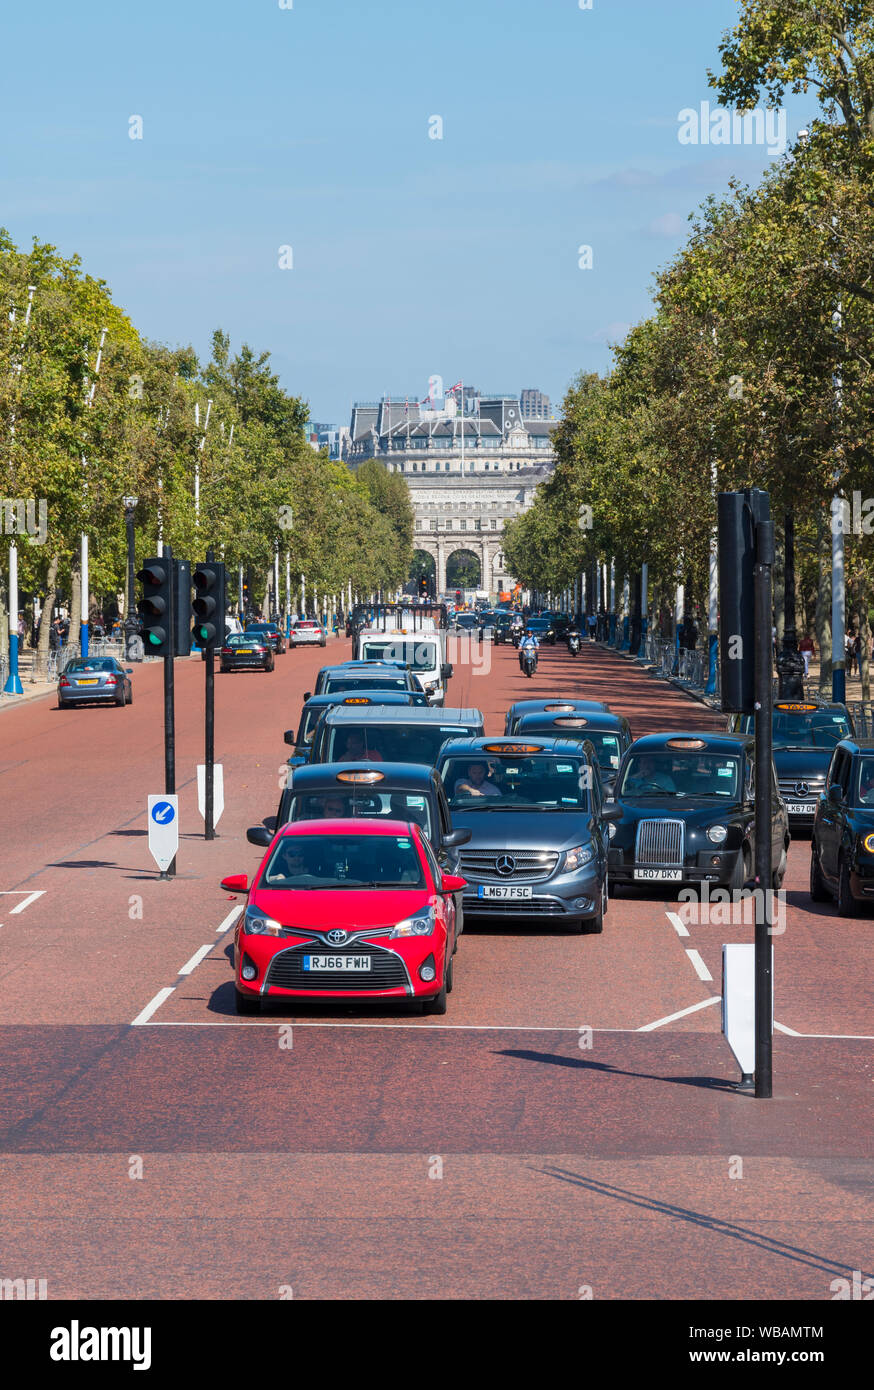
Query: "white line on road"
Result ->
[[685, 948, 713, 982], [131, 987, 176, 1026], [637, 997, 721, 1031], [216, 905, 243, 934], [178, 944, 215, 976], [666, 911, 690, 938], [0, 890, 46, 912], [774, 1020, 801, 1036]]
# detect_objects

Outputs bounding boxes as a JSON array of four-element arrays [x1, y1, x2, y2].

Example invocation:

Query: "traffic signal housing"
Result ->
[[174, 558, 192, 658], [192, 561, 227, 647], [717, 488, 771, 713], [137, 558, 173, 655]]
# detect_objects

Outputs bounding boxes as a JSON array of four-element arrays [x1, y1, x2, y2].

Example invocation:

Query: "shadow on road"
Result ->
[[497, 1047, 739, 1093]]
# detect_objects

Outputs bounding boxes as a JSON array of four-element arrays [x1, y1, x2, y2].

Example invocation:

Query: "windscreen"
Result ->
[[65, 658, 117, 672], [321, 723, 473, 767], [852, 757, 874, 806], [323, 674, 410, 694], [442, 755, 589, 811], [259, 833, 426, 889], [360, 639, 438, 671], [619, 752, 740, 799], [520, 727, 623, 771], [772, 710, 851, 748], [283, 789, 434, 840]]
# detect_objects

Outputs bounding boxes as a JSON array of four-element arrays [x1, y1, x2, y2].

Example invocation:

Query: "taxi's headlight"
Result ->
[[390, 906, 435, 938], [243, 906, 284, 936], [565, 844, 595, 871], [862, 833, 874, 854], [706, 825, 728, 844], [608, 823, 617, 840]]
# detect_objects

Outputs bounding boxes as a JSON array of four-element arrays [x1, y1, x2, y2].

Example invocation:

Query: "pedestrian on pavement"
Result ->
[[798, 634, 815, 678], [846, 630, 856, 678]]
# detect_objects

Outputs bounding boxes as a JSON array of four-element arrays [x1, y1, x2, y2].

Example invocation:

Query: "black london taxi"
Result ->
[[607, 732, 790, 893], [309, 704, 485, 769], [514, 710, 633, 794], [504, 698, 610, 736], [307, 661, 428, 704], [727, 701, 854, 831], [283, 690, 422, 770], [810, 737, 874, 915], [435, 735, 620, 934]]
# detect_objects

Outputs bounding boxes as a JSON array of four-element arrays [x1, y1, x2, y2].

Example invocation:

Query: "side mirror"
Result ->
[[284, 730, 297, 746], [441, 873, 468, 894], [828, 782, 843, 805], [246, 826, 272, 848], [220, 873, 248, 893], [442, 663, 453, 680], [303, 691, 312, 703], [601, 802, 622, 822], [443, 827, 472, 848]]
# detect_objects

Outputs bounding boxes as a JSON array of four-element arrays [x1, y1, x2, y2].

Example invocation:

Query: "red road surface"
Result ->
[[0, 636, 871, 1299]]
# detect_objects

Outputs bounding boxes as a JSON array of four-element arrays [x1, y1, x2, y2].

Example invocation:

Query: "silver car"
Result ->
[[58, 657, 133, 708]]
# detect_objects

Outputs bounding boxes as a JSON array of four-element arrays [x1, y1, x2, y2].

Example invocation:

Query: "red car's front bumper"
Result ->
[[235, 931, 447, 1002]]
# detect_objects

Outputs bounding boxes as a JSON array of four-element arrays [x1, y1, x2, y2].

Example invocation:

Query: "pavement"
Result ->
[[0, 633, 870, 1300]]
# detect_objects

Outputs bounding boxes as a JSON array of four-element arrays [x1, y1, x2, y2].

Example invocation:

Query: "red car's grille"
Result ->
[[265, 945, 409, 993]]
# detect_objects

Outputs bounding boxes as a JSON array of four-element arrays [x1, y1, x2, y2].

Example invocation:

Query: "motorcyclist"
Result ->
[[511, 612, 524, 646], [519, 628, 539, 673]]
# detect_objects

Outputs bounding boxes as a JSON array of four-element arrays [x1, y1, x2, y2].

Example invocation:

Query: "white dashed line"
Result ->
[[178, 944, 215, 976], [637, 996, 721, 1031], [131, 987, 176, 1026], [666, 911, 690, 938], [0, 890, 45, 913], [216, 905, 243, 934], [685, 948, 713, 982]]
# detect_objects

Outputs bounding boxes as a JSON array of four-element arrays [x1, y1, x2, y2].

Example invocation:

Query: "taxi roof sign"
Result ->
[[775, 702, 817, 712], [665, 738, 707, 750], [553, 716, 588, 727], [544, 703, 576, 711], [335, 769, 384, 784], [343, 696, 372, 704], [483, 742, 543, 755]]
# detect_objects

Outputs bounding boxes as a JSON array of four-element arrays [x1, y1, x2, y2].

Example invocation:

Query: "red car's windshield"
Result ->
[[259, 833, 426, 890]]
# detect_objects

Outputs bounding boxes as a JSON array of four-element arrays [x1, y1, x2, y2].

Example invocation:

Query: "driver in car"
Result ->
[[624, 753, 677, 795], [858, 763, 874, 805], [455, 761, 501, 798]]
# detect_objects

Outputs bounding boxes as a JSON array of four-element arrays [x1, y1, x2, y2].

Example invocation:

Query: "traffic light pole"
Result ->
[[163, 543, 177, 879], [205, 549, 215, 840], [753, 516, 775, 1098]]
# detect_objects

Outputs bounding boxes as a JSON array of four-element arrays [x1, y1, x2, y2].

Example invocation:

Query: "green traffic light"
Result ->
[[148, 632, 162, 646]]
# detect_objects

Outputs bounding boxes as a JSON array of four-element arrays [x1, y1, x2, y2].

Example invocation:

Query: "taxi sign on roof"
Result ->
[[554, 716, 588, 726], [774, 702, 817, 712], [544, 703, 576, 711], [484, 742, 542, 754], [335, 769, 384, 784], [343, 697, 371, 704], [665, 738, 707, 750]]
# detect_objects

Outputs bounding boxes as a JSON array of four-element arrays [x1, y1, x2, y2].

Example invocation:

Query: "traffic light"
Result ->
[[718, 489, 771, 713], [174, 558, 191, 658], [192, 561, 227, 646], [137, 558, 173, 654]]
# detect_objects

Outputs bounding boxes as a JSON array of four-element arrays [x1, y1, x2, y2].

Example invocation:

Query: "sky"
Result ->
[[1, 1, 815, 425]]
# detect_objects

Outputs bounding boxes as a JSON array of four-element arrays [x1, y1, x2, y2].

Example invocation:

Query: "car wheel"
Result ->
[[422, 961, 448, 1015], [235, 990, 261, 1015], [809, 842, 830, 902], [728, 847, 749, 895], [320, 638, 326, 647], [126, 685, 133, 705], [445, 955, 454, 993], [837, 856, 859, 917], [772, 845, 788, 891], [582, 880, 605, 934]]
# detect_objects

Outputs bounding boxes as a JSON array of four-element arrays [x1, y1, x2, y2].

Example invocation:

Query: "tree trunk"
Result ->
[[33, 553, 59, 682], [69, 568, 81, 653], [815, 510, 832, 696], [773, 536, 785, 649], [261, 567, 272, 619]]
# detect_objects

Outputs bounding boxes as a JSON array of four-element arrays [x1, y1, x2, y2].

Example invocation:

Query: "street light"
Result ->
[[123, 496, 141, 661]]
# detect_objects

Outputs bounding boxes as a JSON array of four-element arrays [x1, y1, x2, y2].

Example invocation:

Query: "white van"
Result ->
[[355, 623, 451, 706]]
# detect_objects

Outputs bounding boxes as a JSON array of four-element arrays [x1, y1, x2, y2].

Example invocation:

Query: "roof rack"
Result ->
[[365, 602, 448, 632]]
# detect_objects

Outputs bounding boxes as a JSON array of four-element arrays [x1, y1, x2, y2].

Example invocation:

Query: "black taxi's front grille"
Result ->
[[265, 945, 408, 992]]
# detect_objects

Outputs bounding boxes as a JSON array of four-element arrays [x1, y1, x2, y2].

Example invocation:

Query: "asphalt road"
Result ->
[[0, 634, 871, 1300]]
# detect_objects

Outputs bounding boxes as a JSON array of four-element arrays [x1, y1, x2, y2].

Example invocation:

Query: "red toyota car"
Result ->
[[222, 817, 466, 1016]]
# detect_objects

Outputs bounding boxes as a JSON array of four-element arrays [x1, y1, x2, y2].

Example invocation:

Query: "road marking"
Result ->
[[774, 1020, 801, 1037], [637, 997, 721, 1031], [131, 987, 176, 1026], [9, 890, 45, 914], [666, 911, 689, 938], [216, 905, 243, 934], [685, 948, 713, 981], [178, 944, 215, 976]]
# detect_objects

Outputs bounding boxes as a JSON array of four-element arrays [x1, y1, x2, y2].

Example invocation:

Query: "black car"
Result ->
[[435, 735, 619, 933], [493, 612, 514, 645], [309, 704, 484, 768], [245, 621, 286, 655], [608, 732, 790, 892], [514, 710, 632, 794], [250, 760, 471, 931], [282, 690, 424, 769], [308, 662, 427, 704], [504, 698, 610, 735], [219, 632, 275, 673], [810, 737, 874, 914], [453, 612, 480, 634], [727, 702, 854, 831], [551, 615, 571, 640], [524, 617, 556, 644]]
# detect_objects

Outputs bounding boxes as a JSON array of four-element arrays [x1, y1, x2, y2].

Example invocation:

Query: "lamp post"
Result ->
[[123, 496, 141, 661]]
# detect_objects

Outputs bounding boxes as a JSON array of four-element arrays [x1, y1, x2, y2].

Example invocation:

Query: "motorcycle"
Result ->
[[520, 648, 537, 678], [568, 630, 581, 656], [511, 627, 523, 648]]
